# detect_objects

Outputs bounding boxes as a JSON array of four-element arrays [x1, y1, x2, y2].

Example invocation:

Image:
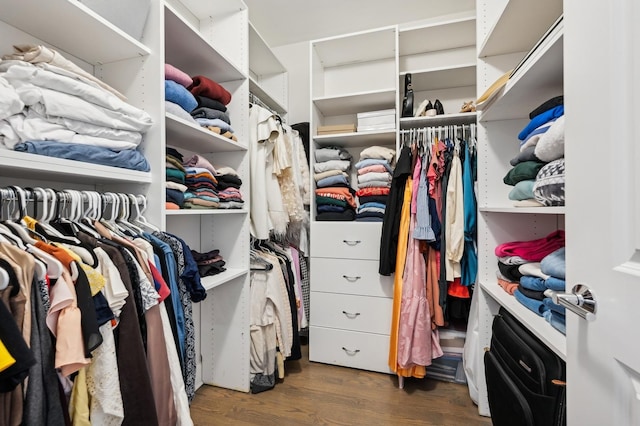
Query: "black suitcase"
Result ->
[[484, 307, 566, 426]]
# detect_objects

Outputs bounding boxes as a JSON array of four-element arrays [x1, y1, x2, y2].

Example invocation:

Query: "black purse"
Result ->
[[401, 73, 414, 118]]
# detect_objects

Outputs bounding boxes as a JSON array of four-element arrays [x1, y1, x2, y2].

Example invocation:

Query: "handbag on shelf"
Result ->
[[401, 73, 414, 118]]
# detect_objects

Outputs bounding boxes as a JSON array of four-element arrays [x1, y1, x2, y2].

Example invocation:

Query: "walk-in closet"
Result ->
[[0, 0, 636, 425]]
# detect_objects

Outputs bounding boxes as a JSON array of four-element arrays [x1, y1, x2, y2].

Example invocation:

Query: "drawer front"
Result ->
[[309, 326, 392, 374], [311, 222, 382, 260], [310, 258, 393, 298], [310, 292, 392, 335]]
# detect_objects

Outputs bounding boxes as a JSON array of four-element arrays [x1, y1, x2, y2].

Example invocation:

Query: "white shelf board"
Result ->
[[313, 89, 396, 117], [399, 17, 475, 56], [201, 268, 248, 291], [166, 209, 247, 216], [178, 0, 247, 17], [164, 4, 245, 82], [479, 25, 563, 122], [0, 0, 150, 65], [0, 149, 151, 184], [480, 206, 565, 214], [249, 23, 286, 77], [249, 77, 287, 115], [400, 112, 477, 129], [479, 0, 562, 57], [165, 113, 247, 152], [312, 26, 396, 68], [313, 130, 396, 148], [480, 280, 566, 360], [402, 64, 476, 92]]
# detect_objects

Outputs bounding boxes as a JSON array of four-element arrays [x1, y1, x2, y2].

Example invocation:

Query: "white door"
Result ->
[[565, 0, 640, 424]]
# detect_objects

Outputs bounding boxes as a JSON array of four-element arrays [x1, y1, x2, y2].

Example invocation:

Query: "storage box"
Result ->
[[80, 0, 151, 41], [357, 109, 395, 132], [317, 123, 357, 135]]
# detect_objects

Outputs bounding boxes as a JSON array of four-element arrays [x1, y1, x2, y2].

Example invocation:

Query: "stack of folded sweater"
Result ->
[[495, 230, 566, 334], [188, 75, 236, 141], [314, 146, 356, 221], [0, 45, 152, 171], [214, 166, 244, 209], [191, 249, 226, 277], [354, 146, 395, 222], [183, 166, 219, 209], [164, 64, 236, 141], [505, 96, 565, 207], [166, 147, 187, 209]]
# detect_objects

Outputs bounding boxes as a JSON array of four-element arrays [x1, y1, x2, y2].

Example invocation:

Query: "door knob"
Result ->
[[544, 284, 597, 321]]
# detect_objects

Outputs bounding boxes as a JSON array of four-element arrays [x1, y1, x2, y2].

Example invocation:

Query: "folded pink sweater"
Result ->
[[165, 63, 193, 88], [495, 230, 565, 262], [188, 75, 232, 105]]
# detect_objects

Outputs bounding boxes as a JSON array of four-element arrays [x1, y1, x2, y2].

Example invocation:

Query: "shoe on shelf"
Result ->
[[425, 101, 437, 117], [414, 99, 430, 117], [460, 101, 476, 113], [434, 99, 444, 115]]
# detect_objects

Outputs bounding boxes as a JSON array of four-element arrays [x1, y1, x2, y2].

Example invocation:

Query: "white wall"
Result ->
[[274, 41, 310, 124]]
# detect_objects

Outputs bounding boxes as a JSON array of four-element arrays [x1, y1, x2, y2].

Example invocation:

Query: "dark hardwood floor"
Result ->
[[190, 344, 491, 425]]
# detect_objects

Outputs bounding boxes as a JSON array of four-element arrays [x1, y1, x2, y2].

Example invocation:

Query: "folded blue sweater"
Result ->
[[165, 80, 197, 113]]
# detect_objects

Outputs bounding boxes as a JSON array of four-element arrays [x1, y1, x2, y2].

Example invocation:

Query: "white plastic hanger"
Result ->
[[131, 195, 159, 232]]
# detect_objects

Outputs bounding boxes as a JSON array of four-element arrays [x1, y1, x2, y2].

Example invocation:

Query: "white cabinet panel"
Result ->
[[310, 258, 393, 298], [310, 222, 382, 260], [311, 292, 392, 335]]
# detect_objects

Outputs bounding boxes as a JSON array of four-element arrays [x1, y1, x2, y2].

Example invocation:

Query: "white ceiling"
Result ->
[[245, 0, 476, 47]]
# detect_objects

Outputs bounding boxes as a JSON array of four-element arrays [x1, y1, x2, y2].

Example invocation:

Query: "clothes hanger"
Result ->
[[131, 195, 160, 232], [250, 250, 273, 271]]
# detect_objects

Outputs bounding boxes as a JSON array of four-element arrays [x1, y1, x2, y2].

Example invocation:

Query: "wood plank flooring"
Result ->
[[190, 344, 491, 425]]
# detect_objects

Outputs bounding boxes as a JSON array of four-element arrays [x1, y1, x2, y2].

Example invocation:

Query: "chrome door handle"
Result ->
[[342, 347, 360, 356], [342, 275, 361, 282], [342, 310, 361, 319], [544, 284, 597, 322], [342, 239, 361, 246]]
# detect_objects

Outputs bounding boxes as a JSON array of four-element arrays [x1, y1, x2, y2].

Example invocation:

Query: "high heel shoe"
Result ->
[[414, 99, 429, 117], [401, 74, 414, 118], [434, 99, 444, 115], [425, 101, 437, 117]]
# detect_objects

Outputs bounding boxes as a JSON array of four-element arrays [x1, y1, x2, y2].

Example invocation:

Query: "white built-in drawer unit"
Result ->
[[310, 258, 393, 298], [311, 292, 392, 335], [310, 222, 382, 260], [309, 326, 392, 374]]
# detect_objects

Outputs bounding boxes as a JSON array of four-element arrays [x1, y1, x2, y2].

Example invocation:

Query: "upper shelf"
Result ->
[[479, 21, 563, 121], [0, 0, 150, 65], [249, 23, 286, 77], [0, 149, 151, 184], [249, 77, 287, 115], [312, 26, 396, 68], [479, 0, 562, 57], [399, 15, 475, 56], [400, 112, 477, 129], [481, 280, 566, 360], [177, 0, 247, 17], [401, 64, 476, 92], [164, 3, 245, 82], [313, 130, 396, 148], [313, 89, 396, 117], [480, 206, 565, 214], [165, 113, 247, 152]]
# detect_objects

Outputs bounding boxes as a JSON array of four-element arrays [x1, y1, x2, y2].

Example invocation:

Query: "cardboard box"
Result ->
[[317, 123, 356, 135], [80, 0, 151, 41]]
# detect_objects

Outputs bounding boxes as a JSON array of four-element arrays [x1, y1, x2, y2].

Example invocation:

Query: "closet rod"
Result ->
[[249, 91, 285, 122]]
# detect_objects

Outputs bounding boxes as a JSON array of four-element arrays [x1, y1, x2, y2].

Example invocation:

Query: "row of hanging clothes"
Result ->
[[247, 94, 311, 393], [379, 124, 478, 380], [0, 186, 206, 426]]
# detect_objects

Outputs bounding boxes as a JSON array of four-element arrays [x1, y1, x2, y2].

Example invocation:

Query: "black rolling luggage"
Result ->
[[484, 307, 566, 426]]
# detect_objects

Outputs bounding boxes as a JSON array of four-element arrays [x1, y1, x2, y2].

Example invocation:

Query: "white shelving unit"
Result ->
[[162, 0, 251, 394], [400, 112, 477, 129], [313, 89, 396, 117], [474, 0, 565, 417], [313, 130, 396, 147]]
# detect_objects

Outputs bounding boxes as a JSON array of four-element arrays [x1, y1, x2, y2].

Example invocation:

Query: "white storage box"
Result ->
[[357, 109, 396, 132], [80, 0, 150, 41]]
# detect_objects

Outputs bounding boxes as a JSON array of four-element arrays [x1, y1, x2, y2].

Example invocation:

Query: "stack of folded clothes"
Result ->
[[166, 147, 187, 209], [183, 166, 219, 209], [314, 146, 356, 221], [165, 63, 199, 123], [0, 44, 152, 171], [494, 230, 566, 334], [505, 96, 565, 207], [188, 75, 236, 141], [214, 166, 244, 209], [191, 249, 226, 277], [354, 146, 395, 222]]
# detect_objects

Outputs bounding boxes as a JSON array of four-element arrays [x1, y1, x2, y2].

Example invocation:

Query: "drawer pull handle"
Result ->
[[342, 347, 361, 356], [342, 239, 361, 246], [342, 310, 361, 319], [342, 275, 361, 282]]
